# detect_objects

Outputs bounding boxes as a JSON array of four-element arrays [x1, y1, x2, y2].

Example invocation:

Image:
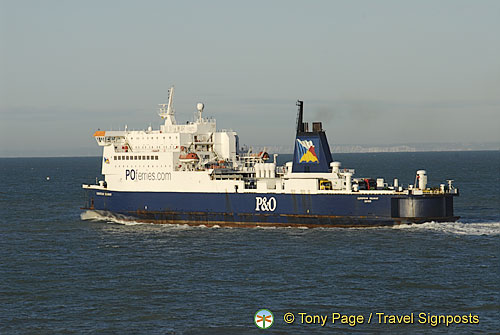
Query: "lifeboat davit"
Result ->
[[179, 152, 199, 163]]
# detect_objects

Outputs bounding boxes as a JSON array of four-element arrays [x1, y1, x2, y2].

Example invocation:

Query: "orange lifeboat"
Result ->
[[179, 152, 199, 163]]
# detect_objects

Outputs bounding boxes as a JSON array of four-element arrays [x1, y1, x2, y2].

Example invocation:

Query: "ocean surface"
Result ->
[[0, 151, 499, 334]]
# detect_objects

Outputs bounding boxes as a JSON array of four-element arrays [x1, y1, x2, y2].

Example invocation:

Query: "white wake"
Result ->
[[80, 210, 153, 226], [81, 210, 500, 235], [392, 221, 500, 236], [80, 210, 218, 229]]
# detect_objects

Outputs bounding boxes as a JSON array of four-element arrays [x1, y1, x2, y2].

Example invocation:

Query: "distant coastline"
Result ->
[[259, 142, 500, 154], [1, 146, 499, 158]]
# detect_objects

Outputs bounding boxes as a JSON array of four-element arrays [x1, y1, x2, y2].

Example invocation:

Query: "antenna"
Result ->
[[158, 86, 177, 125], [167, 86, 174, 115], [296, 100, 304, 134], [197, 102, 204, 122]]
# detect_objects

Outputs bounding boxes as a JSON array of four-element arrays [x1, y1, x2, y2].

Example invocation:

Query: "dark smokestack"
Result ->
[[296, 100, 304, 134]]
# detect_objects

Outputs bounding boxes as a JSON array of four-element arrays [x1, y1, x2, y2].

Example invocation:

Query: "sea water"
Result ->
[[0, 151, 498, 334]]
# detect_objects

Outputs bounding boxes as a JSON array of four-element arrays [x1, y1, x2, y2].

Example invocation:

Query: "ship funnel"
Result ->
[[292, 101, 333, 173]]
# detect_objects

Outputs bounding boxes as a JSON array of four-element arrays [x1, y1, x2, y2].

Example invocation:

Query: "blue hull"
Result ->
[[84, 190, 458, 227]]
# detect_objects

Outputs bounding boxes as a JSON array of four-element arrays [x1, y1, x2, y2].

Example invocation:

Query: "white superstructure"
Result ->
[[86, 87, 456, 197]]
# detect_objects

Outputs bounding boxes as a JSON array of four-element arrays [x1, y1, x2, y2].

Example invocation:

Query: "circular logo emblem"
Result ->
[[254, 309, 274, 329]]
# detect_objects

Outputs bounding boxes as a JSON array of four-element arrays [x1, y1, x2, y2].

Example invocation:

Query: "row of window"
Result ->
[[130, 136, 178, 140], [114, 155, 159, 160]]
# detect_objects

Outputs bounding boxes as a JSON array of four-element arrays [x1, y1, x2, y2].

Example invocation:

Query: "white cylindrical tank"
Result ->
[[255, 163, 262, 178], [269, 163, 276, 178], [394, 178, 399, 188], [376, 178, 384, 189], [345, 172, 352, 192], [421, 175, 428, 190], [330, 161, 341, 173], [417, 170, 427, 190]]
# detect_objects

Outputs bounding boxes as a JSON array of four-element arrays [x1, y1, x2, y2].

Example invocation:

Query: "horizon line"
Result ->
[[1, 148, 498, 159]]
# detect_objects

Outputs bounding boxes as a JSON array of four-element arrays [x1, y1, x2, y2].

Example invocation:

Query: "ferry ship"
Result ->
[[82, 87, 459, 227]]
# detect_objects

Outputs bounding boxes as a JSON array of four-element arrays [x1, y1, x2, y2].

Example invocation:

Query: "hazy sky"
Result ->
[[1, 0, 499, 156]]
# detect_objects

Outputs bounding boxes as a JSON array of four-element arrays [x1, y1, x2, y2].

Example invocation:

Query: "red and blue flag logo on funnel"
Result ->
[[296, 138, 319, 163]]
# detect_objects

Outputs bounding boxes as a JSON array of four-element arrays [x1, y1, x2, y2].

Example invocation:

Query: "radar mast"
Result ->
[[159, 86, 176, 125]]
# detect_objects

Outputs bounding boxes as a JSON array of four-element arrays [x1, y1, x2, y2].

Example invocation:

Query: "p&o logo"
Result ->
[[255, 197, 277, 212], [254, 309, 274, 329]]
